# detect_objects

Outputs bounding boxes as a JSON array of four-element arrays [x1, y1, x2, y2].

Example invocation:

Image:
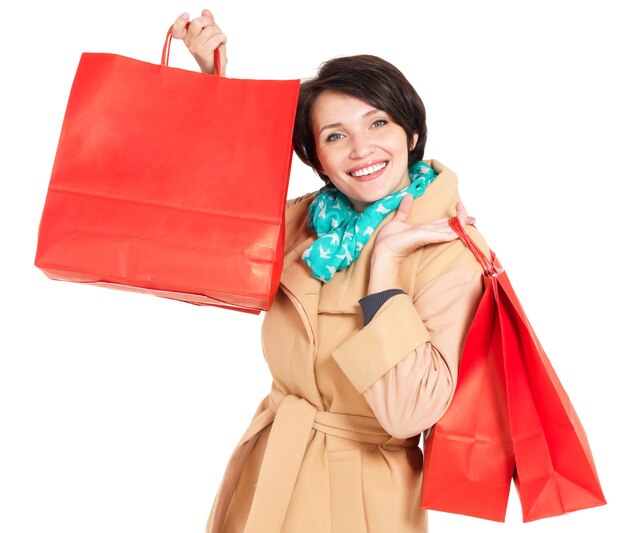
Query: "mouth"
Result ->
[[346, 161, 389, 181]]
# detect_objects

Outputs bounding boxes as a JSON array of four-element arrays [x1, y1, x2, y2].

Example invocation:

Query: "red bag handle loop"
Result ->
[[448, 216, 499, 277], [161, 23, 221, 76]]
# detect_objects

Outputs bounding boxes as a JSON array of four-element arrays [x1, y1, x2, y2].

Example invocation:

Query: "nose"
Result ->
[[349, 133, 374, 160]]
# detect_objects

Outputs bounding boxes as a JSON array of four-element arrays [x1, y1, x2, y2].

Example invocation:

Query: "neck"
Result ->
[[349, 199, 368, 213]]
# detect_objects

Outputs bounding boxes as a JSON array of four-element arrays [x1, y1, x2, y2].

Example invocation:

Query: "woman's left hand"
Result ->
[[371, 195, 476, 265]]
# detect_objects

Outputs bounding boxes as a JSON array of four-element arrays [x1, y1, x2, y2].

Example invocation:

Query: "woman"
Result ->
[[172, 9, 491, 533]]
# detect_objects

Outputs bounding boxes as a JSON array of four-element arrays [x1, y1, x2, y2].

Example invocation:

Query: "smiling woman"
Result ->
[[172, 8, 491, 533]]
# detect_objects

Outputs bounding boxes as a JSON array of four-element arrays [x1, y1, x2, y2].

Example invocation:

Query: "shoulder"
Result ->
[[409, 224, 491, 295], [286, 191, 318, 209], [283, 191, 318, 253]]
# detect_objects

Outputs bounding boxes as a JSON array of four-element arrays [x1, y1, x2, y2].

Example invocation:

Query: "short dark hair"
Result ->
[[293, 54, 428, 186]]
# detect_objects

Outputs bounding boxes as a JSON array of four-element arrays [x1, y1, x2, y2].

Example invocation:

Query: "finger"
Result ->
[[187, 15, 218, 38], [171, 12, 190, 39], [422, 215, 451, 226], [414, 224, 453, 238], [458, 206, 474, 226], [413, 221, 446, 233], [195, 27, 227, 50], [459, 210, 475, 224], [189, 32, 227, 70], [416, 228, 460, 246], [394, 194, 414, 222], [201, 8, 216, 23]]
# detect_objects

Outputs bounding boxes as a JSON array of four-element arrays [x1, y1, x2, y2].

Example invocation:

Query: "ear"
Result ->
[[409, 133, 419, 151]]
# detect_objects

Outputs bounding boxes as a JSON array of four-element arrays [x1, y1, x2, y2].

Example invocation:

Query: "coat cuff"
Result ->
[[331, 293, 431, 394]]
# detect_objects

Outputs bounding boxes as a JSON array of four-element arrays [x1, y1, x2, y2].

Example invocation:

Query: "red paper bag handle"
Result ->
[[449, 217, 499, 277], [161, 23, 221, 76]]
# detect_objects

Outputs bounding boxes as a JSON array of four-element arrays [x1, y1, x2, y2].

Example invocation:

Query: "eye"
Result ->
[[372, 119, 388, 128], [326, 132, 344, 142]]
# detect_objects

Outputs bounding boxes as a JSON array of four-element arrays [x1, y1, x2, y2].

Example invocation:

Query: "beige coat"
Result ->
[[206, 159, 491, 533]]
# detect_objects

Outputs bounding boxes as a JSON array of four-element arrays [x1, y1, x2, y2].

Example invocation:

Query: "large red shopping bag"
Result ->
[[34, 26, 301, 314], [421, 217, 606, 522], [496, 254, 607, 521]]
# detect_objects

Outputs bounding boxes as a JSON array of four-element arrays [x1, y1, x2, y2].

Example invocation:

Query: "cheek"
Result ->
[[387, 135, 410, 154], [384, 128, 411, 153], [317, 147, 341, 175], [315, 143, 328, 168]]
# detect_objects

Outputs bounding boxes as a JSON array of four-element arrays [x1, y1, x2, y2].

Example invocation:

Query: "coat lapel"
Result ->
[[279, 194, 322, 345]]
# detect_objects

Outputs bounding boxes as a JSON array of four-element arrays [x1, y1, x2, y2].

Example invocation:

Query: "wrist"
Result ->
[[370, 248, 402, 267], [367, 257, 403, 295]]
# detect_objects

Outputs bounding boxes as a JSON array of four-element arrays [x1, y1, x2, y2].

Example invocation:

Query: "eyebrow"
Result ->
[[318, 109, 382, 136]]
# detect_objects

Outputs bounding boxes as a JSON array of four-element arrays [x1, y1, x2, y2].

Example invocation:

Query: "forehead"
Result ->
[[311, 91, 382, 126]]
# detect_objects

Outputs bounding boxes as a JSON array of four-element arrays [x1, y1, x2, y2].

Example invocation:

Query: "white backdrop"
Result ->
[[1, 1, 623, 532]]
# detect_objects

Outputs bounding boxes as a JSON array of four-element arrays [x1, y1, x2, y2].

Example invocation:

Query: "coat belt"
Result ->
[[205, 384, 418, 533]]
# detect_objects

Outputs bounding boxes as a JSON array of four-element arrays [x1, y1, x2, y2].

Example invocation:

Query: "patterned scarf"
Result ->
[[302, 160, 438, 282]]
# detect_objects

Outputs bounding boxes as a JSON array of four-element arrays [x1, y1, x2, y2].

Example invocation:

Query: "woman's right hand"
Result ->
[[171, 9, 227, 75]]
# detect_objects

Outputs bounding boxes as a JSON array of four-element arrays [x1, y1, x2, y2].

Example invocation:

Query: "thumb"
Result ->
[[394, 194, 413, 222]]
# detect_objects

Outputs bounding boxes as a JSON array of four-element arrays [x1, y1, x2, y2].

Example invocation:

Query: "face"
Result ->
[[311, 90, 418, 213]]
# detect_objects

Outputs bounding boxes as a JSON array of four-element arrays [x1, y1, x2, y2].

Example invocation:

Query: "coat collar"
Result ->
[[279, 159, 462, 340]]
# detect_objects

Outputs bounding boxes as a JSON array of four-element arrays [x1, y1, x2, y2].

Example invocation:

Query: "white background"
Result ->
[[1, 0, 623, 531]]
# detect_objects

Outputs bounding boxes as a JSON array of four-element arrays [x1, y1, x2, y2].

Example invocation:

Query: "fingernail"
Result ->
[[181, 12, 189, 19]]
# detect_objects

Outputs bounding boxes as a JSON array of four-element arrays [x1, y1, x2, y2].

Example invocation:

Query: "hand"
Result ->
[[171, 9, 228, 75], [371, 196, 476, 265]]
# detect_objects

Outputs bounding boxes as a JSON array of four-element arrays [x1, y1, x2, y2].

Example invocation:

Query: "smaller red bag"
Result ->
[[421, 217, 606, 522]]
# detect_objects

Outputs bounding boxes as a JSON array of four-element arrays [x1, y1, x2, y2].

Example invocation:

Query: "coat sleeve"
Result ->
[[331, 268, 483, 439]]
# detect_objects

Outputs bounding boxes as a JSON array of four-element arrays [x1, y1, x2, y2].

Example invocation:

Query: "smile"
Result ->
[[347, 161, 388, 180]]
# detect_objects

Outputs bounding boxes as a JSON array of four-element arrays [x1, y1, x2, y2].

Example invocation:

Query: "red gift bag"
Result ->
[[421, 217, 606, 522], [34, 27, 301, 314], [421, 251, 515, 521]]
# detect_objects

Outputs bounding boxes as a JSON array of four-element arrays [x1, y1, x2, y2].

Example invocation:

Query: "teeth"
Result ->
[[349, 162, 387, 177]]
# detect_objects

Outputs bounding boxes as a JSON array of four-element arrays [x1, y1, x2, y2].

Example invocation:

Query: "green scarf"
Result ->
[[303, 160, 438, 282]]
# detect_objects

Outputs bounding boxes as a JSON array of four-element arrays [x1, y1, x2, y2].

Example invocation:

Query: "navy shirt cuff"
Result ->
[[358, 289, 407, 326]]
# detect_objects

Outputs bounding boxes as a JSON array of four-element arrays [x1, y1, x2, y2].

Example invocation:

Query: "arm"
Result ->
[[332, 195, 483, 438], [364, 269, 482, 438], [331, 268, 483, 439]]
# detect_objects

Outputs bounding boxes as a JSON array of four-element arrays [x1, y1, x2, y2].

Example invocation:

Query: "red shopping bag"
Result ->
[[421, 254, 515, 521], [34, 26, 301, 314], [421, 217, 606, 522]]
